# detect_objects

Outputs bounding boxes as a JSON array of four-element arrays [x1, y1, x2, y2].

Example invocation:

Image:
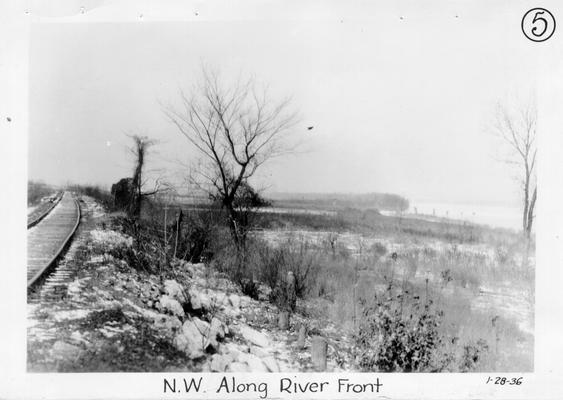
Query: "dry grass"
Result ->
[[248, 219, 534, 371], [155, 202, 535, 372]]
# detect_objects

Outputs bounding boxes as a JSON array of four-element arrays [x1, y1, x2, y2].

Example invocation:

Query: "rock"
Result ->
[[247, 356, 269, 372], [191, 317, 222, 351], [174, 318, 211, 358], [69, 331, 89, 345], [226, 362, 249, 372], [185, 263, 205, 277], [225, 307, 241, 318], [51, 341, 81, 359], [210, 354, 229, 372], [245, 310, 256, 322], [249, 345, 269, 358], [154, 315, 182, 332], [262, 356, 280, 372], [229, 294, 241, 308], [89, 255, 104, 263], [238, 353, 268, 372], [159, 295, 185, 318], [212, 292, 228, 306], [164, 280, 187, 303], [210, 317, 227, 339], [240, 325, 270, 348], [189, 289, 211, 311], [219, 343, 242, 362], [192, 317, 210, 332]]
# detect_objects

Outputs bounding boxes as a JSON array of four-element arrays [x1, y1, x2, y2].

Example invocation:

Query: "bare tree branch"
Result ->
[[491, 98, 538, 237], [164, 67, 300, 247]]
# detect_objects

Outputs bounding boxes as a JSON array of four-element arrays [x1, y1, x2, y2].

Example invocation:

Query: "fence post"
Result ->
[[286, 271, 296, 311], [297, 324, 307, 349], [278, 311, 290, 330], [311, 336, 327, 371]]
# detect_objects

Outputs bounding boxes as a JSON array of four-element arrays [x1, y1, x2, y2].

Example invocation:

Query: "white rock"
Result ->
[[164, 280, 187, 303], [192, 317, 210, 333], [90, 229, 133, 249], [89, 255, 104, 263], [229, 294, 241, 308], [225, 307, 241, 318], [51, 341, 81, 359], [174, 318, 210, 358], [190, 318, 220, 351], [159, 295, 185, 318], [226, 362, 249, 372], [185, 262, 206, 277], [210, 354, 229, 372], [240, 325, 270, 348], [262, 356, 280, 372], [210, 317, 227, 339], [200, 362, 212, 372], [154, 315, 182, 332], [240, 354, 268, 372], [212, 292, 228, 306], [69, 331, 89, 345], [219, 343, 242, 362], [250, 345, 269, 358], [189, 289, 211, 311]]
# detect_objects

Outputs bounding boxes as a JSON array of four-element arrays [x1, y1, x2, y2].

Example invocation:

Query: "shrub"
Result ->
[[250, 237, 321, 303], [371, 242, 388, 257], [28, 181, 55, 206], [254, 242, 285, 292], [437, 249, 483, 290], [239, 278, 260, 299], [114, 216, 170, 274], [175, 210, 220, 263], [459, 339, 489, 372], [68, 184, 114, 210], [354, 281, 449, 372], [495, 246, 510, 265], [209, 236, 325, 307], [207, 240, 262, 300], [440, 269, 453, 286]]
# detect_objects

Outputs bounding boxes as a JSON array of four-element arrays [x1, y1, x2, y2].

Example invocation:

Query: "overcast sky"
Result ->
[[28, 2, 540, 205]]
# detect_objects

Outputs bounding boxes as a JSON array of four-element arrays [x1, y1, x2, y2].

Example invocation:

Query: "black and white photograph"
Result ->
[[2, 0, 563, 398]]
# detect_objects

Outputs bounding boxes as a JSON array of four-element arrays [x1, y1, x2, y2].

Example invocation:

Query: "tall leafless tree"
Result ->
[[128, 134, 162, 219], [164, 68, 299, 248], [492, 100, 537, 238]]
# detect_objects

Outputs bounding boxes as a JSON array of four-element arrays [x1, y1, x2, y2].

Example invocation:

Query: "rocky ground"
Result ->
[[27, 196, 355, 372]]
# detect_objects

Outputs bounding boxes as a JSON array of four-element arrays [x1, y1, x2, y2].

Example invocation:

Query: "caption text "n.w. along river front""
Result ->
[[163, 376, 383, 398]]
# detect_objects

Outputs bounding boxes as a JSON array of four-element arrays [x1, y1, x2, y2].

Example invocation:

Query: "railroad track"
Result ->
[[27, 191, 64, 229], [27, 192, 81, 293]]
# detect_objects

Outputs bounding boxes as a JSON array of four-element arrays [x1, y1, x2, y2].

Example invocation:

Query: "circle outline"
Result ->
[[521, 7, 556, 42]]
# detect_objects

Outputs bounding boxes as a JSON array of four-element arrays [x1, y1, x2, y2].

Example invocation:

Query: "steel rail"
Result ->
[[27, 195, 81, 291], [27, 192, 64, 229]]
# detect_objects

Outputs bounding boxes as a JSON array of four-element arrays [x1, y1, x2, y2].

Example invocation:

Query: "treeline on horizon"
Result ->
[[28, 179, 410, 213]]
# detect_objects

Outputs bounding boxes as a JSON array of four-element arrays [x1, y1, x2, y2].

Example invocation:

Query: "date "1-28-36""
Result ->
[[485, 377, 523, 385]]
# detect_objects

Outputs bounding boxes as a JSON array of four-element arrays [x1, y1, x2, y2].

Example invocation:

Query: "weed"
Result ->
[[371, 242, 388, 257], [459, 339, 489, 372], [355, 281, 448, 372]]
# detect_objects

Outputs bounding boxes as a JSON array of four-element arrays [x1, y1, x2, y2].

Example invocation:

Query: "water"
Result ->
[[408, 200, 522, 231]]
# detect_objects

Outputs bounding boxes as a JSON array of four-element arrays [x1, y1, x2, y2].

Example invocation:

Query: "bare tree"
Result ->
[[492, 99, 537, 238], [128, 134, 163, 219], [164, 68, 299, 248]]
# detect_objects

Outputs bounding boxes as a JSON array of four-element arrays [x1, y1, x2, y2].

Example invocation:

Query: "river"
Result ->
[[406, 200, 522, 231]]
